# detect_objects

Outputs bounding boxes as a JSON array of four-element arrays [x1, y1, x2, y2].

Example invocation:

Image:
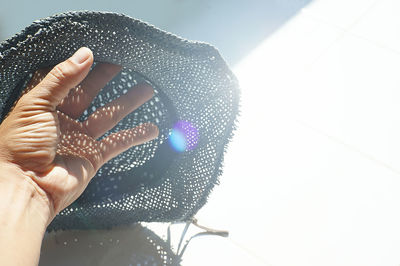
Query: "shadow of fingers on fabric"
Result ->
[[20, 64, 158, 173]]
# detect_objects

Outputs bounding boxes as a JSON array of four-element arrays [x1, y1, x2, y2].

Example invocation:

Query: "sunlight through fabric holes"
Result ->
[[168, 121, 199, 152]]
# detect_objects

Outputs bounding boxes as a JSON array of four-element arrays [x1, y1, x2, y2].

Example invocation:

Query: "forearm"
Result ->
[[0, 163, 51, 266]]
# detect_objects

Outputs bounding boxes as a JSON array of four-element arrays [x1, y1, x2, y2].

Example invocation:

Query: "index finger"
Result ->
[[57, 63, 122, 119]]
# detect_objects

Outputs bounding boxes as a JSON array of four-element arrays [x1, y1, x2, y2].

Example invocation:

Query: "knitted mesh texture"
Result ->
[[0, 11, 239, 231]]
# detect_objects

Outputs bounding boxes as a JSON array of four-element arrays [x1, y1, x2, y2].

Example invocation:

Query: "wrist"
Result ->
[[0, 162, 52, 265], [0, 161, 52, 230]]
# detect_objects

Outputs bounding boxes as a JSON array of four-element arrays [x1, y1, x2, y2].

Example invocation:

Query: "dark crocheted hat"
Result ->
[[0, 11, 239, 231]]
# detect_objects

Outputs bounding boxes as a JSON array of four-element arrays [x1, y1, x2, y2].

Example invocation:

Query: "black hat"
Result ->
[[0, 11, 239, 231]]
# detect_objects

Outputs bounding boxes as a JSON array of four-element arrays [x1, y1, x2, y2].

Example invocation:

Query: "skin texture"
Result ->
[[0, 47, 159, 265]]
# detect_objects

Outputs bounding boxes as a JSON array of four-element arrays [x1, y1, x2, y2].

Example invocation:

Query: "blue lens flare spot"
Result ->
[[169, 129, 187, 152], [168, 121, 199, 152]]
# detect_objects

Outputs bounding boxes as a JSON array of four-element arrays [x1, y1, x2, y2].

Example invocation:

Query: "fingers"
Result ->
[[27, 47, 93, 109], [57, 63, 122, 119], [99, 123, 159, 164], [57, 123, 158, 175], [57, 131, 103, 175], [56, 110, 86, 133], [83, 83, 154, 139]]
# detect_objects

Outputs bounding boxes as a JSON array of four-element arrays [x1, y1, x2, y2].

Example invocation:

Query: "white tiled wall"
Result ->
[[191, 0, 400, 265]]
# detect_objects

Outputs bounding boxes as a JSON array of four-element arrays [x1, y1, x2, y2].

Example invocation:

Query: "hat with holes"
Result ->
[[0, 11, 240, 231]]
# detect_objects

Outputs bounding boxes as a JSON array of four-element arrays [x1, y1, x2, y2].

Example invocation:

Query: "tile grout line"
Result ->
[[227, 237, 272, 266], [291, 0, 400, 176], [302, 6, 400, 57], [345, 31, 400, 56], [301, 0, 383, 69], [298, 120, 400, 177]]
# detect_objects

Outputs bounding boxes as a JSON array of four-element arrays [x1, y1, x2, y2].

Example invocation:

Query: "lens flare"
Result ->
[[168, 121, 199, 152]]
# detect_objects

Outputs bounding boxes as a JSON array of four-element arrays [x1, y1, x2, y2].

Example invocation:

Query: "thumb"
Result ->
[[28, 47, 93, 108]]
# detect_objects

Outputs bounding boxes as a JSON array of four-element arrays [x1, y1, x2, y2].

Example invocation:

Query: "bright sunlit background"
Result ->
[[3, 0, 400, 265]]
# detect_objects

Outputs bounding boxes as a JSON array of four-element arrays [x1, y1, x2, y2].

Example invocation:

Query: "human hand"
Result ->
[[0, 47, 158, 224]]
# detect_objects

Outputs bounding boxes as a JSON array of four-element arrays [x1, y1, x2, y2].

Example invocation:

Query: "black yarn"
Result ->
[[0, 11, 240, 231]]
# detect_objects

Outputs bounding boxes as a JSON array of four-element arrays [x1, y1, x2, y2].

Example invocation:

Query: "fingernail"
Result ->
[[71, 47, 92, 64]]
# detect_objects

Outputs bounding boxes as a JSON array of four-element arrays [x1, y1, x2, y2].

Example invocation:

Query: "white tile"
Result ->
[[186, 2, 400, 265], [301, 0, 378, 29], [192, 22, 400, 264], [291, 33, 400, 173], [195, 116, 400, 266], [350, 0, 400, 54]]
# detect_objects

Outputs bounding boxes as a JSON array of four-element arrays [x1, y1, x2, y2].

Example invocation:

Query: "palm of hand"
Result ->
[[0, 57, 158, 218]]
